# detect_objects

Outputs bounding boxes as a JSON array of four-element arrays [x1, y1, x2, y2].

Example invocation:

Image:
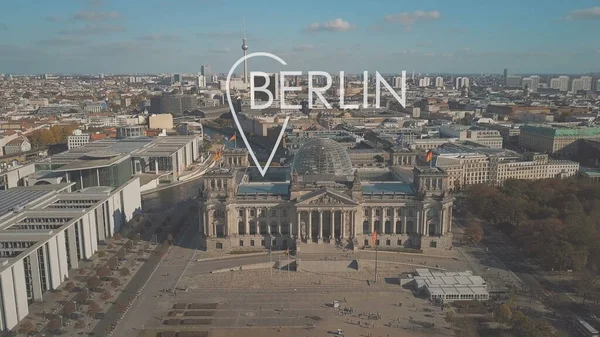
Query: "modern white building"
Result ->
[[0, 178, 141, 331], [571, 78, 584, 92], [67, 129, 90, 150], [580, 76, 592, 91], [402, 269, 489, 303]]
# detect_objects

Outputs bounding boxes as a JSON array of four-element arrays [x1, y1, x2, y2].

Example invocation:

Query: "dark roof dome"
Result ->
[[291, 138, 353, 177]]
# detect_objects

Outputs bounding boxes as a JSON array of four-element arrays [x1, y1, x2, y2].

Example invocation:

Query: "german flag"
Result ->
[[425, 150, 433, 163], [370, 231, 378, 247], [229, 134, 236, 142], [212, 150, 223, 161]]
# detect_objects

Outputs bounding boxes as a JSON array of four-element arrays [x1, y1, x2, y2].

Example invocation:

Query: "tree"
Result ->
[[107, 257, 118, 270], [132, 233, 141, 243], [74, 319, 86, 329], [110, 278, 121, 289], [464, 219, 484, 244], [119, 267, 130, 277], [63, 301, 77, 318], [495, 304, 512, 327], [87, 301, 101, 318], [577, 270, 600, 305], [47, 318, 62, 334], [65, 281, 75, 291], [18, 320, 36, 335], [97, 251, 106, 258], [454, 318, 479, 337], [87, 276, 101, 291], [100, 290, 112, 301], [113, 233, 122, 240], [96, 266, 111, 278]]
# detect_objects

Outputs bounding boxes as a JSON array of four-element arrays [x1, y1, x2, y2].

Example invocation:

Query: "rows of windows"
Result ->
[[22, 217, 72, 223], [236, 209, 289, 218], [37, 246, 48, 294], [237, 222, 290, 235], [0, 241, 36, 249], [364, 208, 413, 217], [362, 220, 415, 234], [237, 239, 289, 247], [23, 255, 34, 304]]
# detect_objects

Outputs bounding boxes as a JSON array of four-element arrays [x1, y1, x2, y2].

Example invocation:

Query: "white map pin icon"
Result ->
[[225, 52, 290, 177]]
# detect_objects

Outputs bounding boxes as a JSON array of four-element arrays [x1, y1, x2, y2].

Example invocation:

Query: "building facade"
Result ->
[[519, 125, 600, 157], [0, 178, 141, 331], [3, 137, 31, 156], [198, 139, 454, 254]]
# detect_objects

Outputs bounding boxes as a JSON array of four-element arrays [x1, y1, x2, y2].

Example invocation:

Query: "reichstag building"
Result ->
[[198, 138, 454, 253]]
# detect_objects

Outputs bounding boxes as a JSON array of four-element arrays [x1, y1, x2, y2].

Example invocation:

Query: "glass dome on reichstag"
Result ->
[[291, 138, 353, 177]]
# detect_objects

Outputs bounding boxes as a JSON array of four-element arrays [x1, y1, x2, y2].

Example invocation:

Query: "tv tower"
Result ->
[[241, 19, 249, 84]]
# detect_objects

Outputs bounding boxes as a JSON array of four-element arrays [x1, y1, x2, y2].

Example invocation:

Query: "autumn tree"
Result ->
[[87, 276, 101, 291], [47, 318, 62, 334], [110, 278, 121, 289], [100, 290, 112, 301], [63, 301, 77, 318], [97, 251, 106, 258], [74, 319, 86, 329], [65, 281, 75, 291], [107, 257, 118, 270], [464, 219, 484, 244], [87, 301, 102, 318], [494, 304, 512, 327], [96, 266, 111, 278], [119, 267, 130, 277]]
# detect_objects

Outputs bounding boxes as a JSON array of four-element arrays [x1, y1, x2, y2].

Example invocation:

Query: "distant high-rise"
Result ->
[[197, 75, 206, 88], [455, 77, 469, 89], [201, 65, 212, 84], [580, 76, 592, 91], [419, 77, 431, 87], [596, 79, 600, 92], [173, 74, 182, 83], [505, 75, 522, 87], [558, 76, 569, 92], [520, 76, 539, 93], [571, 78, 584, 92], [435, 77, 444, 88], [550, 78, 561, 90], [503, 68, 508, 85], [393, 77, 403, 88]]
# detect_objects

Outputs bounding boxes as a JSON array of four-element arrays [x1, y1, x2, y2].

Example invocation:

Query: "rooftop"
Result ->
[[237, 183, 289, 196], [362, 182, 415, 195]]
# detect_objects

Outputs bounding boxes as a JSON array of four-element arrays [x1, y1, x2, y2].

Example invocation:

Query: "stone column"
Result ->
[[392, 207, 397, 234], [423, 209, 429, 237], [308, 210, 312, 240], [403, 214, 407, 234], [207, 208, 214, 237], [278, 208, 282, 235], [416, 209, 420, 235], [331, 210, 335, 239], [439, 208, 445, 236], [319, 210, 323, 240], [448, 207, 453, 233], [297, 211, 301, 237], [340, 211, 345, 238]]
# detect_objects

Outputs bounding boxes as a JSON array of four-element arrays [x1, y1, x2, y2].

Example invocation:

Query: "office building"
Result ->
[[521, 75, 539, 92], [67, 129, 90, 150], [197, 75, 206, 88], [149, 89, 197, 117], [519, 125, 600, 157], [199, 139, 454, 253], [393, 77, 403, 88], [597, 79, 600, 92], [116, 125, 146, 139], [3, 138, 31, 156], [503, 69, 508, 85], [433, 143, 579, 190], [173, 74, 182, 83], [558, 76, 570, 91], [439, 125, 503, 148], [505, 76, 522, 87], [0, 178, 141, 331], [201, 65, 212, 84]]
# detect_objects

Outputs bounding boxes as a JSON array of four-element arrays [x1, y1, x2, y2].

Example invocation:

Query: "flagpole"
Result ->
[[375, 242, 378, 284], [234, 132, 237, 148]]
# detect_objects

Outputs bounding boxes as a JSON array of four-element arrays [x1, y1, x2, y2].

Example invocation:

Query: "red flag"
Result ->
[[229, 134, 236, 142]]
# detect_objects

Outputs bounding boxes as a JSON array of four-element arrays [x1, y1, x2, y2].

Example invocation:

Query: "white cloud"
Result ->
[[566, 7, 600, 20], [74, 11, 120, 21], [384, 10, 440, 27], [305, 18, 355, 32], [60, 24, 125, 35]]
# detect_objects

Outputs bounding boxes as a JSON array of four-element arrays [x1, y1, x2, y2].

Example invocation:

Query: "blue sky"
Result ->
[[0, 0, 599, 74]]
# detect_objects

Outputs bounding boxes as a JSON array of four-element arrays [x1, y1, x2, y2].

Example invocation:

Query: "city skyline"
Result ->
[[0, 0, 599, 74]]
